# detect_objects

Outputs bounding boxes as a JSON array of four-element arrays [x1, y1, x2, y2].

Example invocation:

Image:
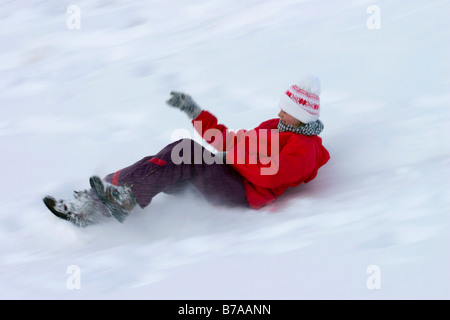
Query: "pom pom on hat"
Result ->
[[297, 74, 321, 96], [278, 74, 321, 123]]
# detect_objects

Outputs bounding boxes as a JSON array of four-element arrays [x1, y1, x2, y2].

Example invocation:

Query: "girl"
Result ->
[[43, 75, 330, 227]]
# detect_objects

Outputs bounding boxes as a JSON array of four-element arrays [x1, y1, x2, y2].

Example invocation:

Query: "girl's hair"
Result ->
[[293, 120, 305, 129]]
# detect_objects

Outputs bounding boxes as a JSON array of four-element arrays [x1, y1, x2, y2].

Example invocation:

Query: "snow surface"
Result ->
[[0, 0, 449, 299]]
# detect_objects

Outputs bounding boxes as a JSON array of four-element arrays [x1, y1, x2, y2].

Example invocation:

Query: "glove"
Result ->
[[166, 91, 202, 119]]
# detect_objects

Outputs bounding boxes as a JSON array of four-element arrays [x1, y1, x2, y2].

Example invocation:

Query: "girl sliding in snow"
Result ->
[[43, 75, 330, 227]]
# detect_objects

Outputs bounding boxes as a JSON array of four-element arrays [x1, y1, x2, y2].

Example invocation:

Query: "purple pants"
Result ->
[[104, 139, 249, 209]]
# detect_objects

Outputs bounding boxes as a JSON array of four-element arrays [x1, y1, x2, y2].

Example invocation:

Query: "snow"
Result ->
[[0, 0, 449, 299]]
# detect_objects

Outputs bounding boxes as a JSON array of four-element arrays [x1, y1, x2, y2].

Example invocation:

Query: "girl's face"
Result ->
[[278, 110, 301, 126]]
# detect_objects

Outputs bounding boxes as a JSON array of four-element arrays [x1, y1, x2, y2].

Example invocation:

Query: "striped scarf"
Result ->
[[277, 119, 324, 136]]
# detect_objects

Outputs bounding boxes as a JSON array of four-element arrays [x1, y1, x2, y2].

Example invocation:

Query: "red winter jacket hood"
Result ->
[[192, 110, 330, 209]]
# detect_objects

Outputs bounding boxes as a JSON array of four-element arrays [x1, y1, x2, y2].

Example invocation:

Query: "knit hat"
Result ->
[[278, 75, 321, 123]]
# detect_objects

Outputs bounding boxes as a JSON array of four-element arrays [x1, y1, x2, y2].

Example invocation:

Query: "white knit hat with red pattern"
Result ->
[[278, 75, 321, 123]]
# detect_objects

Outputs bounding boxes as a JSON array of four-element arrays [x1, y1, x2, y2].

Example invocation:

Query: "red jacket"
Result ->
[[192, 110, 330, 209]]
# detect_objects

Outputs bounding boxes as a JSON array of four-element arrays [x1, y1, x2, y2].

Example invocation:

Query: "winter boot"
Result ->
[[89, 176, 136, 223], [43, 190, 106, 227]]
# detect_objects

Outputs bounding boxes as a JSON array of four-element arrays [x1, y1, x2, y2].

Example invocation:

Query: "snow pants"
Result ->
[[104, 139, 249, 209]]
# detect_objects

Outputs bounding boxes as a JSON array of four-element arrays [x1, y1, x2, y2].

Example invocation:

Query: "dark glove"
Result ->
[[166, 91, 202, 119]]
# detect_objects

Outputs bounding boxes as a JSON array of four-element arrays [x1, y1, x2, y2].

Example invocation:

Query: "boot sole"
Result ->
[[43, 196, 71, 221], [89, 176, 128, 223]]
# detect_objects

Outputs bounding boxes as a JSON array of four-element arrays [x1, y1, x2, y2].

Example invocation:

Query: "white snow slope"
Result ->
[[0, 0, 449, 300]]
